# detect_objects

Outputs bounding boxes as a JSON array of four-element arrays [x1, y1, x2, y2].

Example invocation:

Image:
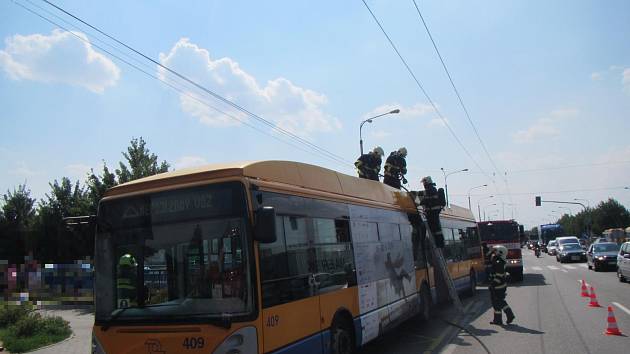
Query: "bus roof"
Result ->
[[477, 220, 517, 225], [104, 160, 421, 210]]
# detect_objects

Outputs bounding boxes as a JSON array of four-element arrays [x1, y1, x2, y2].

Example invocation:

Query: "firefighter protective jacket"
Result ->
[[488, 257, 508, 290], [355, 152, 382, 180]]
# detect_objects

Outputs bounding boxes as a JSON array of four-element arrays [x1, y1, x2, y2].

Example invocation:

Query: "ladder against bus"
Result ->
[[412, 194, 464, 313]]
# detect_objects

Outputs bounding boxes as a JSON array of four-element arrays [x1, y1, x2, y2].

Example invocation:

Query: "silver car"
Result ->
[[547, 240, 558, 256], [618, 242, 630, 282]]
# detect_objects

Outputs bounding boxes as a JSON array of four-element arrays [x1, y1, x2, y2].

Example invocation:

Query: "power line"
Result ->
[[36, 0, 352, 167], [411, 0, 500, 175], [360, 0, 510, 213], [15, 0, 349, 169], [411, 0, 513, 206], [360, 0, 490, 179], [455, 185, 629, 197]]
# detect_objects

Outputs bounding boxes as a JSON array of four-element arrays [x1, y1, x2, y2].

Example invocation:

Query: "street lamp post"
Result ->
[[556, 206, 572, 216], [440, 167, 469, 207], [467, 184, 487, 211], [477, 195, 494, 221], [359, 109, 400, 155], [483, 203, 497, 221]]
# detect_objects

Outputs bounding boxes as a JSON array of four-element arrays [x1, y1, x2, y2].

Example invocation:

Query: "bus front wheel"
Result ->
[[330, 316, 355, 354]]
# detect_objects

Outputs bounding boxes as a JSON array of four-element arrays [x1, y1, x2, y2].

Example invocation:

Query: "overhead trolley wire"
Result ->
[[411, 0, 502, 178], [411, 0, 514, 206], [15, 0, 347, 168], [34, 0, 353, 167], [360, 0, 490, 179], [360, 0, 502, 200]]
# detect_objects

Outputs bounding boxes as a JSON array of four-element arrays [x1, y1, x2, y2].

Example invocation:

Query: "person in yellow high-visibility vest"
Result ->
[[117, 253, 137, 308]]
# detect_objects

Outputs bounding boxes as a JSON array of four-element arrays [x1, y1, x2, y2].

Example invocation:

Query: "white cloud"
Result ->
[[158, 38, 340, 136], [427, 117, 448, 128], [590, 72, 603, 81], [0, 29, 120, 93], [8, 162, 38, 177], [174, 156, 208, 170], [623, 68, 630, 95], [362, 102, 434, 121], [369, 130, 391, 139], [513, 108, 578, 143]]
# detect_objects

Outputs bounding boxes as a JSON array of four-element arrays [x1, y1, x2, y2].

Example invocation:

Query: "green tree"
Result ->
[[2, 184, 36, 229], [86, 162, 117, 214], [0, 184, 36, 262], [591, 198, 630, 235], [34, 178, 93, 262], [115, 137, 170, 184]]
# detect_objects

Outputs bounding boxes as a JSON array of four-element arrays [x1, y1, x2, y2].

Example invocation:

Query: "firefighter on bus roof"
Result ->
[[355, 146, 384, 181], [488, 245, 516, 325], [420, 176, 445, 248], [383, 147, 408, 189]]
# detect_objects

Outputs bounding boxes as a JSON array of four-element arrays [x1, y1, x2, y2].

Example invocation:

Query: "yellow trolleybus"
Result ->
[[91, 161, 483, 354]]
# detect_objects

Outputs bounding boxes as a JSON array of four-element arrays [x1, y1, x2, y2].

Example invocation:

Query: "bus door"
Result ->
[[260, 215, 323, 353]]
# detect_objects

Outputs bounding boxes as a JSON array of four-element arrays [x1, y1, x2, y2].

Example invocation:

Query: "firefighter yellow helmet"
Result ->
[[373, 146, 384, 158], [492, 245, 508, 261], [119, 254, 137, 267], [397, 147, 407, 157]]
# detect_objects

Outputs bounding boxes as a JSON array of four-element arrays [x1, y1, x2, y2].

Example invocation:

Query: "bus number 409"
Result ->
[[182, 337, 205, 350]]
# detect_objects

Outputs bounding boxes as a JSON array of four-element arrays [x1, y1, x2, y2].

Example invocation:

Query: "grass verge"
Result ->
[[0, 306, 72, 353]]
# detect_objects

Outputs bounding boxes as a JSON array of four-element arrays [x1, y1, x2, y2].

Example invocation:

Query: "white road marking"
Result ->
[[547, 265, 560, 270], [561, 269, 569, 273], [578, 263, 588, 268], [531, 266, 543, 271], [612, 302, 630, 317], [562, 265, 576, 269]]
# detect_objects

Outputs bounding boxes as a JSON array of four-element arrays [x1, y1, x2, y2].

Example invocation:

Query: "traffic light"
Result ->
[[535, 196, 541, 206]]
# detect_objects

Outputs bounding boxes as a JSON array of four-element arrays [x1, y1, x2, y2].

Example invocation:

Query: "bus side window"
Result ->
[[409, 219, 426, 268], [312, 218, 356, 292]]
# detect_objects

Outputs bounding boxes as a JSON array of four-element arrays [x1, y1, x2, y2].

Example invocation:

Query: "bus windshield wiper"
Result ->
[[209, 313, 232, 329], [101, 307, 132, 331]]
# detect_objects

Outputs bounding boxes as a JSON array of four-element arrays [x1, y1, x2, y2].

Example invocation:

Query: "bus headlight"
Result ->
[[92, 332, 106, 354], [213, 326, 257, 354]]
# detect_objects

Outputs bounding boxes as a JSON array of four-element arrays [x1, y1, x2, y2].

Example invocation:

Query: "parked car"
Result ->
[[547, 240, 558, 256], [556, 243, 586, 263], [618, 241, 630, 282], [587, 242, 620, 271]]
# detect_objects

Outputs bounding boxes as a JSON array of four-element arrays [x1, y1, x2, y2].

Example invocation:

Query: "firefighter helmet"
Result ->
[[373, 146, 384, 158], [119, 254, 137, 267], [421, 176, 434, 185], [397, 147, 408, 157], [492, 245, 508, 261]]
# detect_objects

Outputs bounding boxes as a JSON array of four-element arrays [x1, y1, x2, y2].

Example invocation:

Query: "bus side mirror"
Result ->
[[254, 207, 277, 244]]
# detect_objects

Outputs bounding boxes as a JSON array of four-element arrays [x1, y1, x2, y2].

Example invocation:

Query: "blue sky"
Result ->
[[1, 0, 629, 229]]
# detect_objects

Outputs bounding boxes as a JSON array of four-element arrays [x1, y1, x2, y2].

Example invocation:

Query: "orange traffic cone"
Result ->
[[604, 306, 623, 335], [580, 280, 589, 297], [588, 286, 601, 307]]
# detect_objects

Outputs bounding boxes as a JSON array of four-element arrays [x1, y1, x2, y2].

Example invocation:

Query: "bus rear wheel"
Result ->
[[330, 317, 355, 354]]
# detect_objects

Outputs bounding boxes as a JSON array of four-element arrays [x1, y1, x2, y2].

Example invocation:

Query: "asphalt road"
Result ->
[[359, 249, 630, 354]]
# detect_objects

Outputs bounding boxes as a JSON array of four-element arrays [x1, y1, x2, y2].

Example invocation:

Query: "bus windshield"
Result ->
[[94, 182, 253, 323], [478, 222, 518, 242]]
